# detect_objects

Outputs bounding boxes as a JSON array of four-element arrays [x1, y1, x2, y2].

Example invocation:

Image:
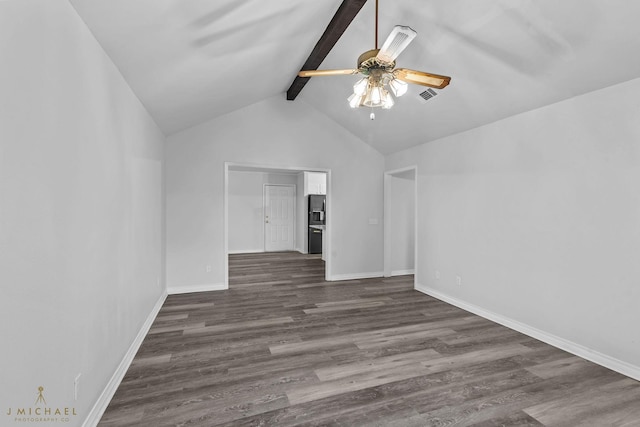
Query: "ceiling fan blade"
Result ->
[[376, 25, 417, 63], [394, 68, 451, 89], [298, 69, 359, 77]]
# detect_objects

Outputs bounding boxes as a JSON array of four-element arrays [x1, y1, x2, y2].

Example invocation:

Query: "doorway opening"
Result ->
[[383, 166, 417, 286], [224, 162, 331, 288]]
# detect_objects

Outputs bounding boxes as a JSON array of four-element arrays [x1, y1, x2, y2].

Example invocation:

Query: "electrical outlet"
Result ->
[[456, 275, 462, 286], [435, 270, 441, 280], [206, 265, 212, 273]]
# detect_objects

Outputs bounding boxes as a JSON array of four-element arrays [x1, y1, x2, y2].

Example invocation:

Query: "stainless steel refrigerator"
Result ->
[[308, 195, 325, 254]]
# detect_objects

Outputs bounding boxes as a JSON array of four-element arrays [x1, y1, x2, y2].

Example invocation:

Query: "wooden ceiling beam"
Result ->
[[286, 0, 368, 101]]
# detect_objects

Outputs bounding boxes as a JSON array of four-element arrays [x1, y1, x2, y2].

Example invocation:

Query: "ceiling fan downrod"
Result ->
[[375, 0, 379, 49]]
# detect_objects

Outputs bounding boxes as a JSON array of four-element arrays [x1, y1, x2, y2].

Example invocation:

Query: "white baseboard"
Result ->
[[167, 283, 227, 294], [414, 283, 640, 382], [229, 249, 309, 255], [329, 271, 384, 281], [391, 269, 415, 276], [82, 291, 167, 427]]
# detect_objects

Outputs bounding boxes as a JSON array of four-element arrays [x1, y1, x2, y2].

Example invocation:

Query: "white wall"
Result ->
[[389, 174, 415, 275], [165, 96, 385, 289], [228, 171, 298, 253], [386, 77, 640, 378], [0, 2, 165, 425]]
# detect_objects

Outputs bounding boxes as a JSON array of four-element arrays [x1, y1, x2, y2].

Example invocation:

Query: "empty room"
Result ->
[[2, 0, 640, 426]]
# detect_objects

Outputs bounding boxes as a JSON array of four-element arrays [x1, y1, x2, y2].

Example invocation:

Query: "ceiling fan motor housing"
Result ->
[[357, 49, 395, 74]]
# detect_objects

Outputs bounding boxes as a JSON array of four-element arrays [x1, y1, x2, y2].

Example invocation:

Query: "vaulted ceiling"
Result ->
[[69, 0, 640, 154]]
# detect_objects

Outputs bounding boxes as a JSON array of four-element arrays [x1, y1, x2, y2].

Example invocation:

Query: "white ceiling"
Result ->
[[69, 0, 640, 155]]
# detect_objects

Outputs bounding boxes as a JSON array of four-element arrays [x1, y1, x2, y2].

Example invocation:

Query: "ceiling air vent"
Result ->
[[418, 88, 438, 103]]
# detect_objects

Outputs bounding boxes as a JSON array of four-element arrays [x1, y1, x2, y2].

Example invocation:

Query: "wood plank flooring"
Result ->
[[99, 252, 640, 426]]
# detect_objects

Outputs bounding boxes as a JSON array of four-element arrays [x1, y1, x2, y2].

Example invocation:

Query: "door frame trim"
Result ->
[[224, 162, 332, 288], [383, 165, 418, 287], [263, 183, 296, 252]]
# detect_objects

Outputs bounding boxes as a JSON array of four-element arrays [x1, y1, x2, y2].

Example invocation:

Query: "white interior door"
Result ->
[[264, 184, 295, 252]]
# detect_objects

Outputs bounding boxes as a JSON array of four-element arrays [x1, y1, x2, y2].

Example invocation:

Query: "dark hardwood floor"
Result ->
[[99, 252, 640, 426]]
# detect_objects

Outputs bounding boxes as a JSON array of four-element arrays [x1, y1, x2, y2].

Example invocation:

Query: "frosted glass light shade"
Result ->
[[353, 78, 368, 96], [347, 93, 364, 108], [389, 78, 408, 97], [370, 86, 382, 105], [382, 90, 394, 109]]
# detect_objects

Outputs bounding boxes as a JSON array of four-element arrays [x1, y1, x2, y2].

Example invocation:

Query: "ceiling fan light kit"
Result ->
[[348, 72, 396, 109], [297, 0, 451, 114]]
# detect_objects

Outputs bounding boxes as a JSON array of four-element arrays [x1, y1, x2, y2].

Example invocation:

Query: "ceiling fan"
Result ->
[[298, 0, 451, 112]]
